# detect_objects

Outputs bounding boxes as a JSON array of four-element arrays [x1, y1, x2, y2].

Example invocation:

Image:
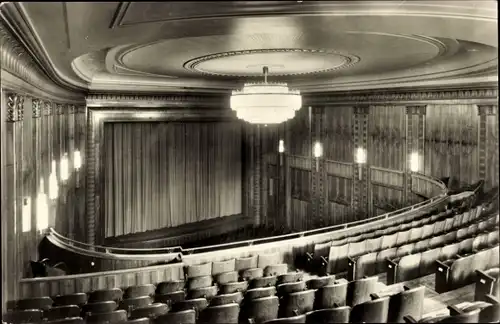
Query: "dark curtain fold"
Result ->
[[104, 122, 242, 237]]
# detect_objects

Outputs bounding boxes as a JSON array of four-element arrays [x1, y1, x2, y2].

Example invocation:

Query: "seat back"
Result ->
[[437, 308, 481, 323], [328, 243, 350, 274], [246, 296, 279, 323], [45, 305, 81, 321], [125, 318, 150, 324], [86, 310, 128, 324], [126, 284, 156, 298], [314, 280, 348, 308], [347, 276, 378, 307], [355, 252, 378, 279], [277, 281, 307, 296], [306, 275, 336, 289], [212, 259, 236, 275], [53, 293, 88, 307], [348, 241, 367, 259], [210, 292, 244, 306], [279, 289, 315, 317], [46, 317, 84, 324], [82, 301, 118, 314], [219, 281, 248, 294], [154, 309, 196, 324], [198, 303, 240, 324], [305, 307, 350, 323], [419, 248, 442, 277], [156, 281, 185, 295], [130, 303, 169, 319], [264, 314, 306, 323], [172, 298, 209, 315], [396, 229, 411, 246], [397, 253, 423, 283], [187, 275, 213, 290], [189, 285, 218, 300], [250, 276, 277, 289], [119, 296, 153, 311], [258, 252, 281, 269], [242, 268, 264, 281], [154, 291, 186, 305], [264, 264, 288, 277], [376, 248, 398, 273], [246, 287, 277, 300], [387, 286, 425, 323], [235, 255, 258, 272], [185, 263, 212, 278], [409, 227, 424, 243], [88, 288, 123, 303], [16, 297, 53, 310], [277, 272, 303, 284], [350, 297, 390, 323], [214, 271, 238, 285], [2, 309, 43, 324]]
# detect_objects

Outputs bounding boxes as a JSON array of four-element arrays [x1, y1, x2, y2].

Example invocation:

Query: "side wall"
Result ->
[[1, 23, 86, 312], [251, 92, 498, 231]]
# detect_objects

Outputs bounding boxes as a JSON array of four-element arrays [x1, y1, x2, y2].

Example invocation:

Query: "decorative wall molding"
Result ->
[[406, 105, 427, 115], [477, 104, 498, 116], [32, 99, 42, 118], [6, 92, 25, 122], [305, 88, 498, 105], [85, 93, 227, 108], [0, 21, 85, 104]]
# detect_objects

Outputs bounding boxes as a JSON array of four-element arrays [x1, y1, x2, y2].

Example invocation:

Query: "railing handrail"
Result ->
[[47, 173, 448, 255]]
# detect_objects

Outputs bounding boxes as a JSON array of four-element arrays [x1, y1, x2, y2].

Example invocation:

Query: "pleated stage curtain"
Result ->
[[103, 122, 242, 237]]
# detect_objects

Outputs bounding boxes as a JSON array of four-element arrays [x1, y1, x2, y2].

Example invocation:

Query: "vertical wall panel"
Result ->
[[324, 106, 353, 162]]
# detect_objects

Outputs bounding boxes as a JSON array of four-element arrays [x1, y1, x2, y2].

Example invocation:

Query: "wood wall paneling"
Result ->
[[324, 106, 353, 162]]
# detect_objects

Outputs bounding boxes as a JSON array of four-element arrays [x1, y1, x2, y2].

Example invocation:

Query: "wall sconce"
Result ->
[[410, 152, 419, 173], [355, 147, 366, 180], [49, 160, 59, 200], [313, 141, 323, 171], [278, 140, 285, 166], [74, 150, 81, 188], [60, 153, 69, 182], [22, 197, 31, 233], [37, 179, 49, 232]]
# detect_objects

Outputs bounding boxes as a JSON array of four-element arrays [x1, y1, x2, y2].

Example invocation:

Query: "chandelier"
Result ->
[[230, 66, 302, 124]]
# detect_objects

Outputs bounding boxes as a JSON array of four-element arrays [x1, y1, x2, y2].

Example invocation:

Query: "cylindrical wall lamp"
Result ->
[[278, 139, 285, 165], [74, 150, 81, 188], [355, 147, 367, 180], [410, 152, 419, 173], [22, 197, 31, 233], [37, 178, 49, 233], [49, 160, 59, 200], [313, 141, 323, 171]]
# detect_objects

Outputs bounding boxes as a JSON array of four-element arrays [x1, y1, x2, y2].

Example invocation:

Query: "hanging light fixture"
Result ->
[[230, 66, 302, 124]]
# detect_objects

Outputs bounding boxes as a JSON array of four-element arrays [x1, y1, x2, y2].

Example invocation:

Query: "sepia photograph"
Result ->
[[0, 1, 498, 323]]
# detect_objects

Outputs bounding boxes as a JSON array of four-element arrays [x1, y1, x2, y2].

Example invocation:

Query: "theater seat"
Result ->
[[46, 317, 84, 324], [250, 276, 277, 289], [129, 303, 169, 319], [198, 303, 240, 324], [53, 293, 88, 307], [88, 288, 123, 303], [246, 287, 277, 300], [172, 298, 209, 316], [264, 264, 288, 277], [86, 310, 128, 324], [16, 297, 53, 310], [45, 305, 81, 321], [210, 292, 243, 306], [119, 296, 153, 311], [305, 307, 351, 324], [156, 281, 185, 295], [214, 271, 238, 285], [245, 296, 279, 323], [263, 314, 306, 324], [2, 309, 43, 324], [125, 284, 156, 298], [82, 301, 118, 314], [219, 281, 248, 294], [350, 296, 390, 323], [277, 272, 304, 285], [305, 275, 336, 289], [314, 279, 348, 309], [154, 291, 186, 305], [154, 309, 196, 324], [235, 256, 258, 272], [189, 285, 218, 300], [277, 281, 306, 296], [347, 276, 378, 307], [242, 268, 265, 281], [278, 289, 315, 317], [187, 275, 213, 290]]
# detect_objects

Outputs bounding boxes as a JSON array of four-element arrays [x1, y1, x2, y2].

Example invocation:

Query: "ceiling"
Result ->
[[1, 1, 498, 94]]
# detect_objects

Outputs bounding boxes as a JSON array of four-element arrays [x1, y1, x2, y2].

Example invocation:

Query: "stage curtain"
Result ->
[[104, 122, 242, 237]]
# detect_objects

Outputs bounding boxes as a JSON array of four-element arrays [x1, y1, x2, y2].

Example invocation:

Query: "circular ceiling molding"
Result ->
[[182, 48, 360, 77]]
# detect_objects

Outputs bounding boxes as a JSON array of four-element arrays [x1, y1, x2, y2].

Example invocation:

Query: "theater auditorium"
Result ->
[[1, 1, 499, 323]]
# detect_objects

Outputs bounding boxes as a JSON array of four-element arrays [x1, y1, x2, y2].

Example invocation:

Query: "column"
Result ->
[[254, 125, 262, 226], [311, 106, 326, 228], [352, 105, 369, 217], [478, 105, 498, 190], [31, 99, 42, 260], [405, 105, 426, 203]]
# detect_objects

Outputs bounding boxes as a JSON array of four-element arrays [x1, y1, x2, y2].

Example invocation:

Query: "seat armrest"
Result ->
[[447, 305, 463, 316], [347, 256, 357, 281], [435, 260, 451, 293], [386, 258, 399, 285], [476, 269, 497, 283], [484, 294, 500, 305], [370, 293, 381, 300], [403, 315, 419, 323]]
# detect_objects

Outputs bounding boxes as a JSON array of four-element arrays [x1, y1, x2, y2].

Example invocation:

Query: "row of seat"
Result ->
[[435, 245, 500, 293], [325, 205, 484, 276], [404, 294, 500, 323], [352, 212, 499, 281], [388, 223, 499, 284]]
